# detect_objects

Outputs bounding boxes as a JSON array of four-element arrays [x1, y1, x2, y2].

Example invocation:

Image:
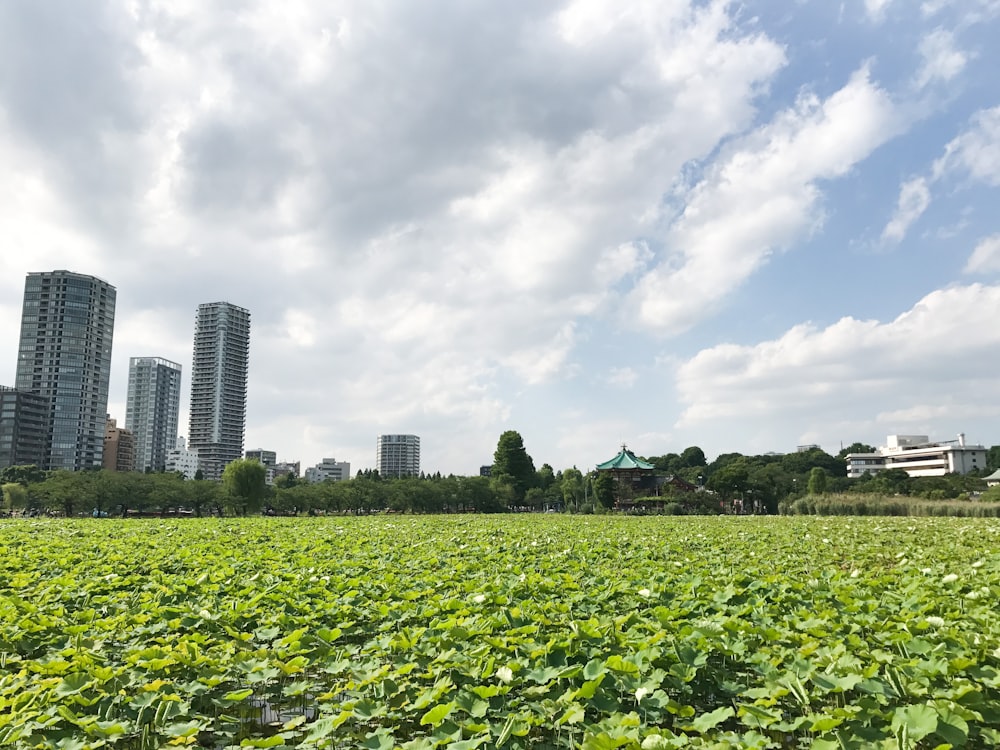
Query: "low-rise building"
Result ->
[[267, 460, 301, 485], [103, 417, 136, 473], [846, 434, 986, 478], [305, 458, 351, 483], [246, 449, 277, 467]]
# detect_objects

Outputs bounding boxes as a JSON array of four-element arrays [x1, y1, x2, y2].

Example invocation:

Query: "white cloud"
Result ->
[[607, 367, 639, 388], [674, 284, 1000, 448], [865, 0, 895, 22], [881, 106, 1000, 244], [965, 234, 1000, 273], [2, 2, 996, 472], [881, 177, 931, 244], [921, 0, 1000, 22], [915, 29, 968, 88], [0, 1, 796, 471], [933, 106, 1000, 185], [629, 66, 899, 335], [876, 402, 1000, 423]]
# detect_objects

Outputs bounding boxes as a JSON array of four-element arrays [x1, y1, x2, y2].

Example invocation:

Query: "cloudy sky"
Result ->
[[1, 0, 999, 475]]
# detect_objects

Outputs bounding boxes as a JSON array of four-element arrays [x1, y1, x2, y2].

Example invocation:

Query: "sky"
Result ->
[[1, 0, 999, 476]]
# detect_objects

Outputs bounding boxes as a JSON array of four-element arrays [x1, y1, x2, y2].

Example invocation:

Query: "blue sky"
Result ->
[[1, 0, 998, 475]]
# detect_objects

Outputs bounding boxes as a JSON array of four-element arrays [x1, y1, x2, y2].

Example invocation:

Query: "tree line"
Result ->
[[3, 434, 998, 517]]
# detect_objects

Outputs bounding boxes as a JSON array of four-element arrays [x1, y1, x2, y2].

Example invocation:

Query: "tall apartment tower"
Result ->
[[188, 302, 250, 481], [125, 357, 182, 472], [376, 434, 420, 477], [14, 271, 116, 470]]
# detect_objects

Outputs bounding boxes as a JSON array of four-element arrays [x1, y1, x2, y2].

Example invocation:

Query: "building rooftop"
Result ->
[[596, 445, 655, 471]]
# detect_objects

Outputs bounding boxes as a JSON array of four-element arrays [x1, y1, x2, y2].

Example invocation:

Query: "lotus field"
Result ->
[[1, 516, 999, 749]]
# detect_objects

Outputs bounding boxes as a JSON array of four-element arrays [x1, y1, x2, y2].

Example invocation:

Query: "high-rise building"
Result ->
[[376, 434, 420, 478], [188, 302, 250, 481], [14, 271, 116, 471], [0, 386, 47, 469], [125, 357, 182, 473], [103, 416, 136, 473]]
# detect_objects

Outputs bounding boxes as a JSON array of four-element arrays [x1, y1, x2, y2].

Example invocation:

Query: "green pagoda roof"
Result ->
[[596, 445, 655, 471]]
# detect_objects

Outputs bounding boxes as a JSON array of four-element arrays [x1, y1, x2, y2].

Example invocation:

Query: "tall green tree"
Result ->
[[592, 472, 615, 509], [560, 468, 584, 510], [679, 446, 707, 468], [492, 430, 536, 502], [807, 467, 828, 495], [222, 459, 268, 516], [187, 479, 221, 517], [537, 463, 556, 490]]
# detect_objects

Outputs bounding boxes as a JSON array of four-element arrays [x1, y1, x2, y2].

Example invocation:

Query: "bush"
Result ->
[[782, 492, 1000, 517]]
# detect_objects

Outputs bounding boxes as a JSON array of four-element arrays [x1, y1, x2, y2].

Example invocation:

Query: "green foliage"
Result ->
[[1, 516, 999, 748], [1, 482, 27, 510], [560, 467, 585, 509], [222, 458, 269, 516], [837, 442, 876, 459], [536, 463, 555, 490], [679, 446, 707, 468], [0, 464, 47, 486], [707, 457, 750, 499], [807, 466, 828, 495], [783, 492, 1000, 516], [780, 448, 846, 477], [492, 431, 536, 502], [592, 472, 615, 508]]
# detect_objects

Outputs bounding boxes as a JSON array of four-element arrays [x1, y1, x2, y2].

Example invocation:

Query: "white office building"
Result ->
[[376, 434, 420, 478], [846, 434, 986, 478], [305, 458, 351, 483], [166, 436, 200, 479]]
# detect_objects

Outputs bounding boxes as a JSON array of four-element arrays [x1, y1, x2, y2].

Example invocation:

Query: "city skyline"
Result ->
[[1, 3, 998, 475]]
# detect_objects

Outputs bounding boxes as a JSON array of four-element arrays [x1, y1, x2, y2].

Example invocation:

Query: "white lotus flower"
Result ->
[[638, 588, 651, 598], [925, 616, 945, 628], [496, 666, 513, 683], [473, 594, 486, 604], [942, 573, 959, 584]]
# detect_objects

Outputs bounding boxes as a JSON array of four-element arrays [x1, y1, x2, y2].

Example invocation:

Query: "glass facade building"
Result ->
[[188, 302, 250, 481], [0, 386, 47, 469], [125, 357, 182, 472], [14, 271, 116, 471]]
